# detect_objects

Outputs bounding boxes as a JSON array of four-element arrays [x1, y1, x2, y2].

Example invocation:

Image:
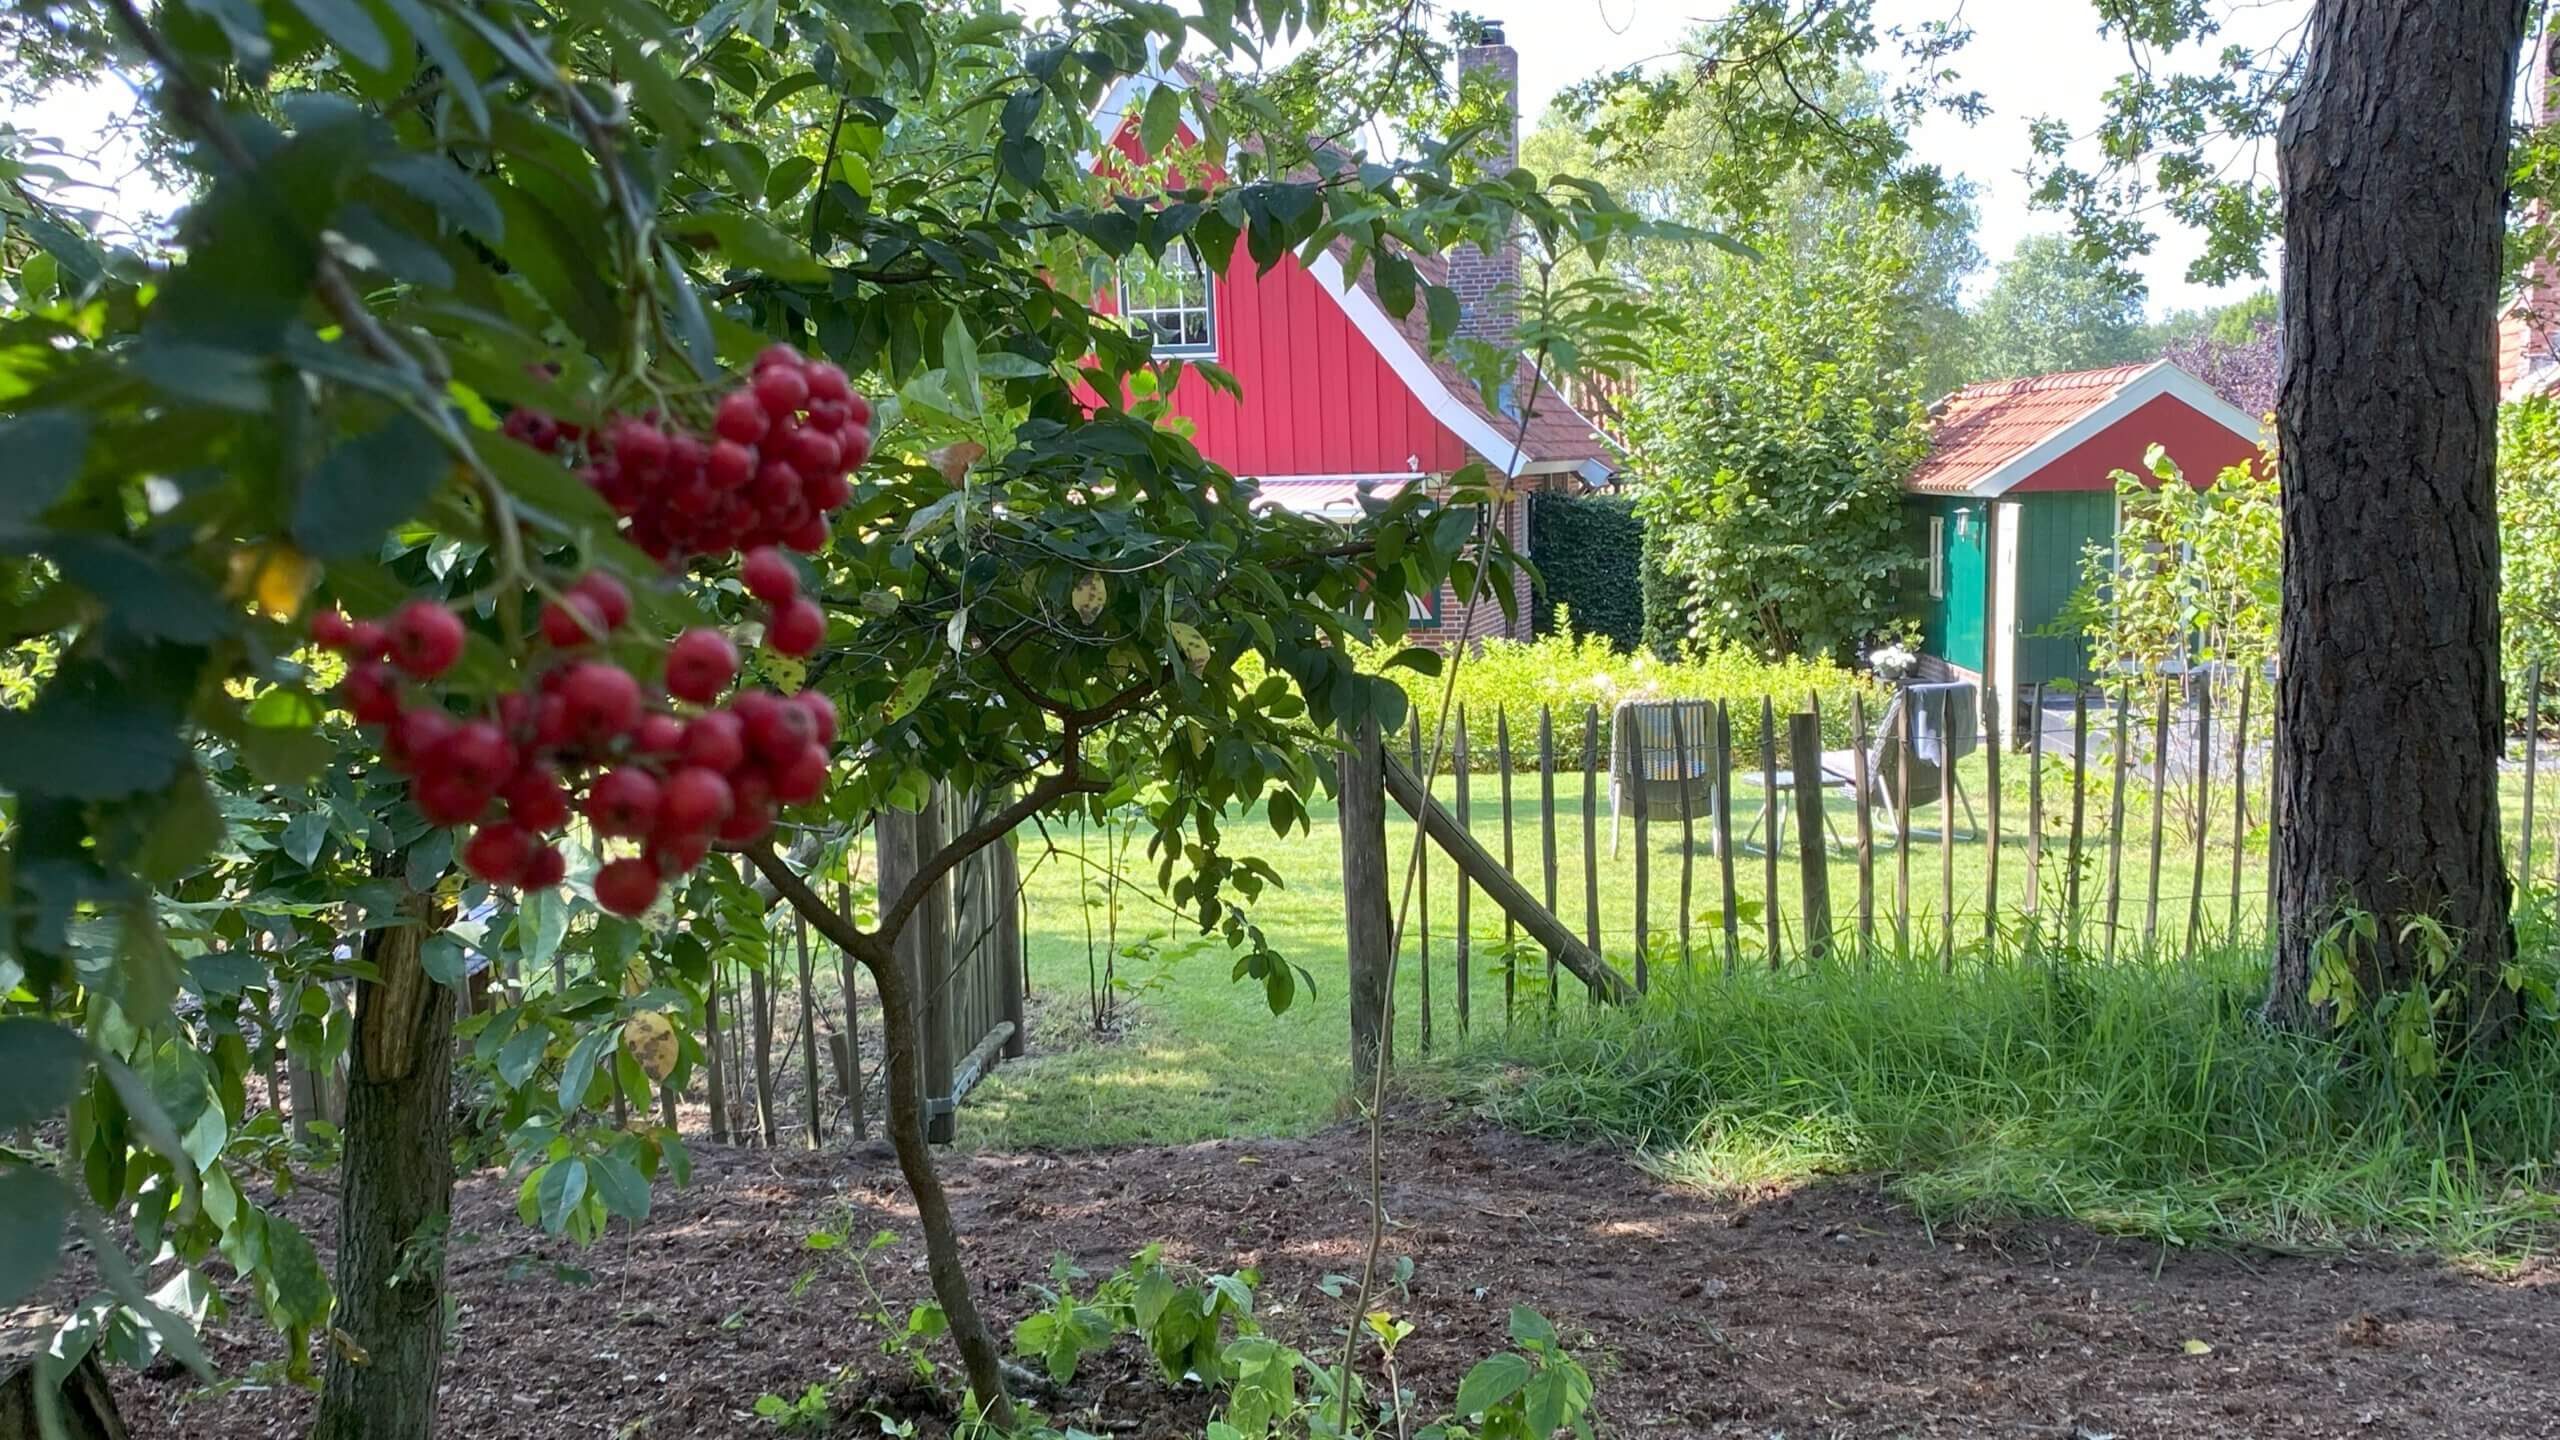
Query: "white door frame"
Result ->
[[1993, 500, 2023, 717]]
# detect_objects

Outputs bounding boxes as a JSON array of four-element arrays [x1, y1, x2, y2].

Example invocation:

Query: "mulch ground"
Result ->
[[90, 1106, 2560, 1439]]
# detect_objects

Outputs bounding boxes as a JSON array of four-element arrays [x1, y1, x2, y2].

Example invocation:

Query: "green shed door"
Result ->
[[2011, 492, 2115, 690], [1943, 503, 1986, 674]]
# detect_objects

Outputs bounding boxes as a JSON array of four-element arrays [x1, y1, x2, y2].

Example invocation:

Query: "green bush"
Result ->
[[1351, 629, 1880, 772], [1529, 492, 1644, 651]]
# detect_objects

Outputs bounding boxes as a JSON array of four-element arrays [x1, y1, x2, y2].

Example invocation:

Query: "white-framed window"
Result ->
[[1927, 515, 1945, 599], [1116, 242, 1215, 356]]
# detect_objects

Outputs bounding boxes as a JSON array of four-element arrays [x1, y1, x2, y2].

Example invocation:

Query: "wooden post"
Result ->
[[1379, 755, 1632, 1000], [2066, 690, 2089, 952], [2103, 688, 2132, 961], [703, 958, 730, 1143], [2026, 684, 2046, 943], [794, 916, 823, 1148], [1895, 699, 1914, 961], [2185, 683, 2214, 962], [1851, 691, 1875, 959], [1937, 687, 1956, 973], [1980, 503, 2001, 945], [1714, 701, 1741, 973], [1630, 707, 1651, 991], [1497, 707, 1516, 1025], [836, 881, 866, 1141], [1673, 707, 1695, 972], [1789, 712, 1831, 964], [2228, 669, 2252, 941], [1539, 705, 1559, 1013], [994, 839, 1025, 1062], [747, 951, 777, 1147], [1409, 712, 1431, 1051], [2144, 685, 2171, 953], [1582, 705, 1601, 999], [1454, 706, 1473, 1031], [1339, 717, 1394, 1085], [2525, 662, 2543, 884], [1760, 695, 1783, 961]]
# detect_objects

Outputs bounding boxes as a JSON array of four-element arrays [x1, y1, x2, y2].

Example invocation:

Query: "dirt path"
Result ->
[[102, 1108, 2559, 1439]]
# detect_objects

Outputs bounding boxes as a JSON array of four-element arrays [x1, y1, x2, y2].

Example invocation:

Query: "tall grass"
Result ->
[[1453, 941, 2560, 1260]]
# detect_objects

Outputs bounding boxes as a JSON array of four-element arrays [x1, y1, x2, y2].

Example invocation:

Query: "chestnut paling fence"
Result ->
[[1344, 668, 2559, 1049]]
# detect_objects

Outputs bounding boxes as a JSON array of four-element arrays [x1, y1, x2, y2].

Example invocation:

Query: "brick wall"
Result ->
[[1449, 32, 1519, 345], [1409, 488, 1535, 650]]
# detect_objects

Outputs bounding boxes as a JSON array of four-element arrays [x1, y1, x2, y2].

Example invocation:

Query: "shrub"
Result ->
[[1528, 492, 1644, 651], [1351, 629, 1881, 771]]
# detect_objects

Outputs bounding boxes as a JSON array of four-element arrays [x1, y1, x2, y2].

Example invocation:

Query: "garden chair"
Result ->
[[1819, 680, 1981, 842], [1608, 699, 1722, 856]]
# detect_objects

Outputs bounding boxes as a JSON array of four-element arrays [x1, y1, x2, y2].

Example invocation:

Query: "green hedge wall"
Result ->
[[1639, 508, 1694, 660], [1529, 492, 1644, 651]]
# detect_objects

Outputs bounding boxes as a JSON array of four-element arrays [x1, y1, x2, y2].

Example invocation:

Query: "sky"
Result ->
[[16, 0, 2313, 316], [1493, 0, 2313, 316]]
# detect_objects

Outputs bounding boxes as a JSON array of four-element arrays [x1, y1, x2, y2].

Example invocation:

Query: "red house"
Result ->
[[1085, 25, 1619, 645]]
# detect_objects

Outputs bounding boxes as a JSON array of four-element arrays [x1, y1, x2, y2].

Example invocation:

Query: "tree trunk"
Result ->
[[794, 917, 823, 1148], [703, 958, 729, 1143], [1338, 717, 1394, 1085], [0, 1326, 127, 1440], [748, 959, 778, 1146], [2266, 0, 2523, 1042], [314, 887, 456, 1440]]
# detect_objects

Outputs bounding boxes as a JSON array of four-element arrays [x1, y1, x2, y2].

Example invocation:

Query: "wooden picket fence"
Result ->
[[1359, 673, 2349, 1048]]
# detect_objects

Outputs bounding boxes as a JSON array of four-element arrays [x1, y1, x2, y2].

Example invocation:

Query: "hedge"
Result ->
[[1529, 491, 1643, 650]]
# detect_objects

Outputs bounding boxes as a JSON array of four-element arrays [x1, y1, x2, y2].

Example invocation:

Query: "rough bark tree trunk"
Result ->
[[1338, 717, 1394, 1085], [314, 886, 455, 1440], [0, 1322, 126, 1440], [2266, 0, 2524, 1042], [703, 958, 729, 1143], [748, 958, 778, 1146]]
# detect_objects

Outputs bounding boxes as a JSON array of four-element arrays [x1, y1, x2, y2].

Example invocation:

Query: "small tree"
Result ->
[[2071, 442, 2281, 692], [1622, 215, 1933, 661], [2500, 395, 2560, 721]]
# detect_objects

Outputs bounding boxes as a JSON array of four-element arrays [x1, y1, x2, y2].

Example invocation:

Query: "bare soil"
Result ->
[[88, 1106, 2560, 1439]]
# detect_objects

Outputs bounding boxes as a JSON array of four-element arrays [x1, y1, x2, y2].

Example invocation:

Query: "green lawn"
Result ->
[[962, 745, 2560, 1153]]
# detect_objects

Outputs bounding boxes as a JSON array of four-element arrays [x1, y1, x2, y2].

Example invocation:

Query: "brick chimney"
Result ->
[[1449, 21, 1520, 344]]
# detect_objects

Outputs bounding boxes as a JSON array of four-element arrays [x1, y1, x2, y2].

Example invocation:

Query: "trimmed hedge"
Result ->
[[1529, 492, 1643, 651], [1639, 512, 1694, 660]]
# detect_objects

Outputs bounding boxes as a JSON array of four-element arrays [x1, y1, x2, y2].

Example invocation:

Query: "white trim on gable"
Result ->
[[1963, 360, 2268, 498], [1307, 250, 1533, 477]]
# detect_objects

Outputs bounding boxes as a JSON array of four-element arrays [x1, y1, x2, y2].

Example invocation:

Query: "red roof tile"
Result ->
[[1908, 362, 2159, 495]]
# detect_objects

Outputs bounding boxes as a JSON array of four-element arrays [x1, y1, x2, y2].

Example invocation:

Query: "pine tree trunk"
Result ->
[[314, 888, 455, 1440], [2266, 0, 2523, 1041]]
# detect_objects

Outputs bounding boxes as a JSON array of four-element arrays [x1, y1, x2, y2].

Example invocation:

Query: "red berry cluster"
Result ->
[[312, 577, 838, 919], [502, 346, 873, 566]]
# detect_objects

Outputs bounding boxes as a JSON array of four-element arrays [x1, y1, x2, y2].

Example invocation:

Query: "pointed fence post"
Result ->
[[1790, 711, 1832, 964], [1339, 717, 1393, 1086]]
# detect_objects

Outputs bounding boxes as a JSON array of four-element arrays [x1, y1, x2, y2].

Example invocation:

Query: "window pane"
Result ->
[[1119, 243, 1215, 354]]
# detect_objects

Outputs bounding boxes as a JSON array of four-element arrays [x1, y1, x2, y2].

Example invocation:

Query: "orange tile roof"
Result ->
[[1908, 362, 2159, 495]]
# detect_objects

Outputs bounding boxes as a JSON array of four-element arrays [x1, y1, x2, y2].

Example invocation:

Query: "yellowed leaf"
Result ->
[[1168, 621, 1210, 675], [1070, 571, 1107, 625], [230, 544, 321, 619], [623, 1010, 679, 1082], [2180, 1338, 2212, 1356], [927, 441, 984, 485]]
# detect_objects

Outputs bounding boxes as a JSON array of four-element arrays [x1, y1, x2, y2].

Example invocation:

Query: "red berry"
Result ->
[[714, 390, 769, 445], [681, 711, 747, 773], [782, 512, 832, 553], [533, 692, 575, 750], [386, 600, 466, 680], [503, 765, 572, 832], [786, 428, 841, 477], [744, 691, 817, 764], [741, 547, 799, 605], [584, 766, 663, 838], [803, 399, 850, 434], [436, 720, 516, 790], [560, 662, 644, 743], [804, 470, 853, 512], [341, 662, 402, 725], [612, 420, 669, 473], [794, 689, 839, 747], [716, 791, 777, 845], [386, 706, 459, 772], [309, 609, 355, 651], [665, 628, 739, 704], [753, 365, 810, 417], [770, 742, 829, 804], [522, 845, 568, 888], [707, 440, 756, 490], [634, 712, 686, 757], [349, 620, 391, 661], [645, 831, 712, 875], [463, 823, 538, 884], [843, 393, 873, 430], [749, 459, 803, 511], [658, 766, 736, 836], [540, 593, 607, 648], [767, 596, 825, 656], [572, 572, 633, 629], [415, 772, 495, 827], [593, 857, 660, 917], [805, 362, 850, 402], [754, 343, 806, 373], [837, 425, 874, 471]]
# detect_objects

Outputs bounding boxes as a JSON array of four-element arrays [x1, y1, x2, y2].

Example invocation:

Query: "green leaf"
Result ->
[[285, 0, 392, 70], [0, 693, 184, 801], [0, 1019, 88, 1131], [1452, 1353, 1530, 1416], [753, 72, 824, 120], [263, 1213, 334, 1328], [763, 154, 818, 206], [405, 828, 454, 890], [421, 934, 469, 987], [535, 1157, 588, 1233], [296, 413, 450, 560], [558, 1027, 612, 1114], [518, 886, 569, 970], [0, 1168, 70, 1306], [588, 1149, 650, 1222], [0, 410, 88, 533], [136, 768, 224, 886], [372, 153, 502, 239], [669, 210, 825, 282], [941, 311, 981, 416], [49, 536, 229, 642], [282, 811, 330, 868], [998, 134, 1047, 192], [1424, 283, 1461, 348], [497, 1023, 550, 1088], [1141, 82, 1184, 156], [1507, 1305, 1557, 1347]]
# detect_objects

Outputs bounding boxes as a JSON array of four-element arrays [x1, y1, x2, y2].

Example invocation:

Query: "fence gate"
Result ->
[[878, 783, 1027, 1143]]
